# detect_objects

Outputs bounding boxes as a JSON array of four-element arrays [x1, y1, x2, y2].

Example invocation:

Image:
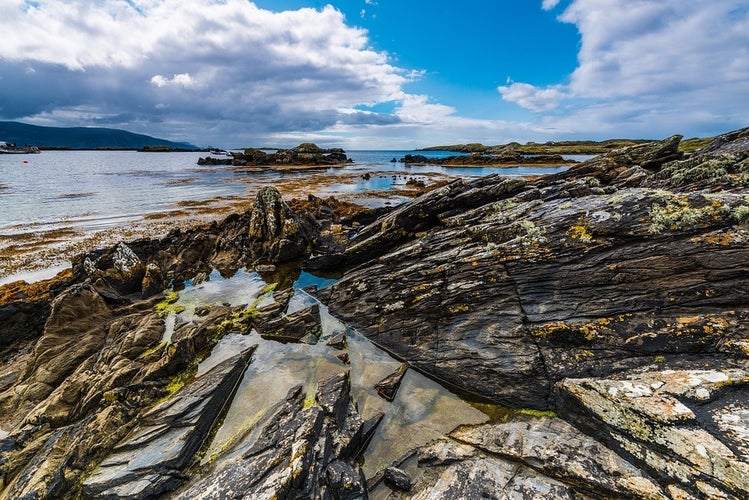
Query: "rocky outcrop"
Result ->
[[68, 186, 321, 299], [173, 372, 370, 499], [247, 186, 317, 264], [83, 348, 254, 499], [197, 143, 352, 168], [556, 369, 749, 498], [3, 130, 749, 499], [0, 293, 250, 498], [316, 134, 749, 412], [400, 152, 571, 166], [375, 416, 665, 499], [310, 131, 749, 497]]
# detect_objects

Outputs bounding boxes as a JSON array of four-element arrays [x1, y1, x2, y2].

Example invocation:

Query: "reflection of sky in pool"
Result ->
[[165, 267, 504, 481]]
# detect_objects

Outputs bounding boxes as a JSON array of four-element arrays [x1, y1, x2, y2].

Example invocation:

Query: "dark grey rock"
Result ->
[[173, 372, 369, 500], [383, 466, 412, 491], [255, 304, 322, 343], [316, 135, 749, 410], [374, 363, 408, 402]]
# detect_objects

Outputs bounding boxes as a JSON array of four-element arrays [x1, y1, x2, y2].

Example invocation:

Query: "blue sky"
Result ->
[[0, 0, 747, 148]]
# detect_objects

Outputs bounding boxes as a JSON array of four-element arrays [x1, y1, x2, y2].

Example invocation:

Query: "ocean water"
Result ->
[[0, 150, 573, 239]]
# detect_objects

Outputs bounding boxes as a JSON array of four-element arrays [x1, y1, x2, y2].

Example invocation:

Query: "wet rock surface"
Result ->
[[173, 372, 368, 500], [1, 129, 749, 498], [83, 348, 254, 499]]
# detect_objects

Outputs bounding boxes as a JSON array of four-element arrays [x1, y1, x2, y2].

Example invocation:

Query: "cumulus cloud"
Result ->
[[150, 73, 196, 88], [541, 0, 561, 10], [498, 82, 566, 112], [502, 0, 749, 138], [0, 0, 414, 146]]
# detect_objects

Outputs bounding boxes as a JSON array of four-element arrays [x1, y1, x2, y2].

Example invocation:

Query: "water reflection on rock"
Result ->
[[163, 266, 498, 489]]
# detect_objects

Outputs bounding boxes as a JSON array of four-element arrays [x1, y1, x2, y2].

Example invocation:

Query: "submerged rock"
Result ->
[[254, 303, 322, 343], [375, 363, 409, 402]]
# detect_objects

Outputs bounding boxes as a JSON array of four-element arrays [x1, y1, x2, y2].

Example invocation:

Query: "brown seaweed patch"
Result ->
[[144, 210, 190, 220], [163, 178, 199, 186], [57, 192, 97, 199]]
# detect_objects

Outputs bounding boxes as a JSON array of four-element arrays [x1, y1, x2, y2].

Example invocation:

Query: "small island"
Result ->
[[197, 142, 352, 170]]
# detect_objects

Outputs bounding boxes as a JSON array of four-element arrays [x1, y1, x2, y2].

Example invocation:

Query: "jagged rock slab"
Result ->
[[450, 417, 665, 498], [173, 372, 370, 500], [375, 363, 409, 402], [317, 135, 749, 410], [556, 369, 749, 498], [0, 284, 112, 426], [83, 347, 255, 499]]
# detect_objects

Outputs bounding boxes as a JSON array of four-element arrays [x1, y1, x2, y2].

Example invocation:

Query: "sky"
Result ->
[[0, 0, 748, 149]]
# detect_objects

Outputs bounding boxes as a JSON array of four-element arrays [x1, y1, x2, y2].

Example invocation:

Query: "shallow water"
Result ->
[[163, 267, 501, 480], [0, 150, 569, 238]]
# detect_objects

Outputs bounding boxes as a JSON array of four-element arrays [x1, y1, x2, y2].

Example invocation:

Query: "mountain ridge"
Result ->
[[0, 121, 198, 150]]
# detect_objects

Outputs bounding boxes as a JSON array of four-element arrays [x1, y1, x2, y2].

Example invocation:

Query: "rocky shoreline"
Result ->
[[1, 127, 748, 498], [399, 151, 572, 167]]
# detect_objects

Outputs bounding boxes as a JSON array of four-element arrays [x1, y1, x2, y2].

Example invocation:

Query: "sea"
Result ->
[[0, 150, 586, 283]]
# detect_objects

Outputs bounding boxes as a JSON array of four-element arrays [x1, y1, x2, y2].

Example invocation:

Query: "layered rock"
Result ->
[[316, 134, 749, 411], [374, 416, 665, 499], [0, 291, 249, 498], [83, 348, 254, 499], [556, 369, 749, 498], [173, 372, 370, 499]]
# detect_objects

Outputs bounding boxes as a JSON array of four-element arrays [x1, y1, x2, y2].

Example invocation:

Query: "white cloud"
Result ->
[[506, 0, 749, 139], [0, 0, 415, 146], [542, 0, 561, 10], [498, 82, 566, 112], [150, 73, 195, 88]]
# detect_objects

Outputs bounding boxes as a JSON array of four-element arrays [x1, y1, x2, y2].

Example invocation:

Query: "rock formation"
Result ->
[[197, 143, 352, 168], [400, 151, 570, 166], [1, 127, 748, 498]]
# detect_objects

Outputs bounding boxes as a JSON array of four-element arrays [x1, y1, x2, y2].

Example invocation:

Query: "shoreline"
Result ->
[[0, 169, 452, 284]]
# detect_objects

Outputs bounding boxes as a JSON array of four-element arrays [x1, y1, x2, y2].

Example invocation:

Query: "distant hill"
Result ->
[[421, 136, 715, 155], [0, 121, 198, 150]]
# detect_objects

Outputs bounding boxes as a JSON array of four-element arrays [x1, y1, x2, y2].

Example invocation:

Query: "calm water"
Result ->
[[0, 149, 572, 237]]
